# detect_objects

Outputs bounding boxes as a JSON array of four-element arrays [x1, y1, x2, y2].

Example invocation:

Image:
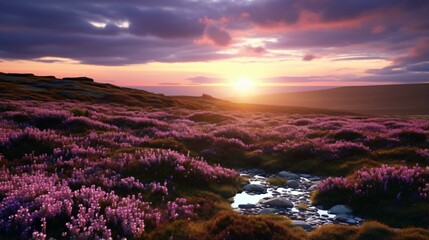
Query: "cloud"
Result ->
[[406, 63, 429, 72], [0, 0, 428, 82], [186, 76, 225, 84], [204, 25, 232, 46], [302, 54, 316, 61], [332, 56, 385, 61], [240, 46, 267, 56], [159, 82, 182, 86], [263, 76, 338, 83]]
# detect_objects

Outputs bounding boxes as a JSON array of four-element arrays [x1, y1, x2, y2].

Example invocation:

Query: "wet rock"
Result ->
[[259, 208, 278, 214], [299, 174, 312, 178], [238, 204, 256, 209], [308, 184, 318, 191], [243, 184, 267, 194], [328, 205, 353, 214], [261, 197, 294, 208], [287, 180, 300, 188], [346, 219, 359, 225], [292, 220, 313, 230], [278, 171, 299, 179]]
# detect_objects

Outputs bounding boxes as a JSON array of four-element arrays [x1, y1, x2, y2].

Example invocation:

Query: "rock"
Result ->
[[346, 219, 359, 225], [287, 180, 300, 188], [243, 184, 267, 194], [292, 220, 313, 230], [238, 204, 256, 209], [328, 205, 353, 214], [308, 184, 318, 191], [62, 77, 94, 82], [278, 171, 299, 179], [299, 174, 312, 178], [261, 197, 294, 208], [259, 208, 278, 214]]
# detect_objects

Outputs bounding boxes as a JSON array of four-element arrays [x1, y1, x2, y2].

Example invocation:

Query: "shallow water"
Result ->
[[231, 169, 363, 230]]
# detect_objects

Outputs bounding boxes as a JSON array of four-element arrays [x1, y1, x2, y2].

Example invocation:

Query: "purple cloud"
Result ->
[[186, 76, 225, 84], [302, 54, 316, 61], [204, 25, 232, 46], [0, 0, 428, 87]]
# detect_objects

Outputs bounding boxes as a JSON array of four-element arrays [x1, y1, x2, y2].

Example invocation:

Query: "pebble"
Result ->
[[287, 180, 300, 188], [278, 171, 299, 179], [261, 197, 294, 208], [243, 184, 267, 194], [329, 205, 353, 214], [292, 220, 313, 230], [238, 204, 256, 209]]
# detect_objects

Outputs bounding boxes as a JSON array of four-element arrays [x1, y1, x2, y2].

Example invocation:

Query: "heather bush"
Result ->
[[314, 165, 429, 227], [70, 108, 90, 117], [1, 100, 429, 237], [390, 129, 427, 145], [63, 116, 117, 133], [330, 129, 364, 141], [188, 112, 234, 124], [213, 125, 255, 144]]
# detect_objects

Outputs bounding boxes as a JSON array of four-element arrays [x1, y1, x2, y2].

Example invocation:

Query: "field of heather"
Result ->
[[1, 100, 428, 239]]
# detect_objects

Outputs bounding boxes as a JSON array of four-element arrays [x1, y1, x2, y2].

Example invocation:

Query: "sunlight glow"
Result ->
[[233, 77, 256, 91]]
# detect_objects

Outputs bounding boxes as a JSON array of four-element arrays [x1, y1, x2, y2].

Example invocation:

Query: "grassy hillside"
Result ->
[[232, 83, 429, 115], [0, 72, 346, 115]]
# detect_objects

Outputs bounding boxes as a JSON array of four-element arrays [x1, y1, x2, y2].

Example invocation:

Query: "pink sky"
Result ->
[[1, 0, 428, 95]]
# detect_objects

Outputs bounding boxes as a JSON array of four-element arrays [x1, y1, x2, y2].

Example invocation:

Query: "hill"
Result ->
[[231, 83, 429, 115], [0, 72, 346, 115]]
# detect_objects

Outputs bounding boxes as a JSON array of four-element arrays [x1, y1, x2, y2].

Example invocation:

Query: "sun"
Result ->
[[233, 77, 256, 91]]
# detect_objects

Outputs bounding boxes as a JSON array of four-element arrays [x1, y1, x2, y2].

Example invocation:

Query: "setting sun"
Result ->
[[233, 77, 256, 91]]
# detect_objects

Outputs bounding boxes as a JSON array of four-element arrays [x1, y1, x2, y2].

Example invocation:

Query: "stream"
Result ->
[[231, 169, 364, 230]]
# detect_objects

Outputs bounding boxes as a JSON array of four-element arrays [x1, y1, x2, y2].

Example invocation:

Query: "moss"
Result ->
[[267, 177, 287, 186], [207, 212, 306, 240], [296, 204, 309, 211], [310, 222, 429, 240], [309, 224, 358, 240]]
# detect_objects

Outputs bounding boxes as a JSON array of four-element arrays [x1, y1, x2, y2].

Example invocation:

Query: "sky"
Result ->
[[1, 0, 428, 97]]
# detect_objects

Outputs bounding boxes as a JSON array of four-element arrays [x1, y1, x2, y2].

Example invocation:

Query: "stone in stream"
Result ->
[[299, 174, 312, 178], [308, 184, 318, 191], [287, 180, 300, 188], [335, 214, 358, 225], [261, 197, 294, 208], [292, 220, 313, 230], [278, 171, 299, 179], [259, 208, 279, 214], [238, 204, 256, 209], [243, 184, 267, 194], [328, 205, 353, 214]]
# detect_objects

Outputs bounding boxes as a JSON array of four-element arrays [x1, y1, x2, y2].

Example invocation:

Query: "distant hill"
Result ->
[[231, 83, 429, 115], [0, 72, 346, 115]]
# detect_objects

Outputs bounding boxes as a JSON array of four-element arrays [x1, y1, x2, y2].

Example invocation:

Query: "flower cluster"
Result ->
[[1, 99, 428, 238], [318, 165, 429, 200]]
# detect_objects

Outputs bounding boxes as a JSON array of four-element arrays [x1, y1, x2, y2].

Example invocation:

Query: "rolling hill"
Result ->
[[231, 83, 429, 115], [0, 72, 346, 115]]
